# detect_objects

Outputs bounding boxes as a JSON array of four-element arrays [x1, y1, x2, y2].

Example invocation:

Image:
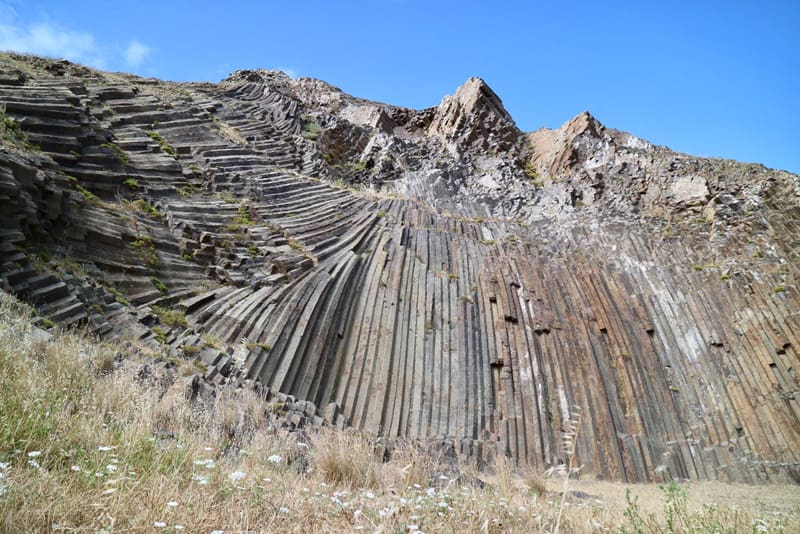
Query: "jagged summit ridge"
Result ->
[[1, 53, 798, 484], [427, 77, 518, 150]]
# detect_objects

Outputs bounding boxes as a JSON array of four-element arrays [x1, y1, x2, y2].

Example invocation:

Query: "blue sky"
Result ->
[[2, 1, 799, 174]]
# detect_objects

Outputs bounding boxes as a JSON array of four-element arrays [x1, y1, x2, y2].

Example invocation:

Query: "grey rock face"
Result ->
[[1, 52, 799, 483]]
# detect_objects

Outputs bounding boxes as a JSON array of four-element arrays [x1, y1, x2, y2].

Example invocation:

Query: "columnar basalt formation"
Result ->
[[1, 53, 798, 483]]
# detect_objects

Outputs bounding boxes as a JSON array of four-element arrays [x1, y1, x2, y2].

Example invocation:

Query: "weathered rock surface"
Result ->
[[1, 52, 798, 483]]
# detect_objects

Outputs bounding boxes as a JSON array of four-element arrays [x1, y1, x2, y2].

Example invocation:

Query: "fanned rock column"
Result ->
[[1, 52, 798, 483]]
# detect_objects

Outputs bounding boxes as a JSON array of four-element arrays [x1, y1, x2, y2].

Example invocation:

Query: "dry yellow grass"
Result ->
[[0, 290, 798, 533]]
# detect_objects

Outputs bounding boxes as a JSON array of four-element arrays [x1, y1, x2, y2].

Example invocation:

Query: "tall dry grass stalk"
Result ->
[[312, 428, 382, 489], [552, 408, 582, 534]]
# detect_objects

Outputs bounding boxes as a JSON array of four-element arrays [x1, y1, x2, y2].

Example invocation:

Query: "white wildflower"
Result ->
[[279, 506, 289, 514], [364, 491, 375, 499], [95, 472, 104, 478], [267, 454, 282, 464], [27, 451, 41, 458], [379, 506, 398, 518], [167, 501, 178, 507], [229, 471, 245, 481], [27, 460, 40, 469], [98, 446, 113, 451], [174, 526, 184, 530], [194, 458, 215, 468], [70, 465, 80, 472], [154, 521, 166, 528], [106, 464, 117, 472]]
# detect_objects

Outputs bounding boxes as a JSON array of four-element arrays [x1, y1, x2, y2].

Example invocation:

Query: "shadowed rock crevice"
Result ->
[[1, 52, 798, 484]]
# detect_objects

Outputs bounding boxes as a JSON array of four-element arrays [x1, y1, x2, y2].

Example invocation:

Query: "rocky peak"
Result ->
[[564, 110, 605, 139], [224, 69, 294, 86], [527, 111, 607, 178], [427, 77, 522, 157]]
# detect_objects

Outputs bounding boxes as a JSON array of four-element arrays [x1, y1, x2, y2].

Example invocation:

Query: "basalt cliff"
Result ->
[[1, 53, 798, 483]]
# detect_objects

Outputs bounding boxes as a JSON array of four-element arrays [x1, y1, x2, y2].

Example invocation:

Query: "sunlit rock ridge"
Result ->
[[1, 53, 798, 483]]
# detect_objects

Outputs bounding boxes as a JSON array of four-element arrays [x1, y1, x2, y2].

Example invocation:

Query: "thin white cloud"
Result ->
[[0, 9, 151, 71], [0, 20, 99, 64], [125, 39, 151, 68]]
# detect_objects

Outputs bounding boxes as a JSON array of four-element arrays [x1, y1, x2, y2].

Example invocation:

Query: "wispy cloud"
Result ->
[[0, 20, 101, 65], [0, 7, 152, 72], [125, 40, 151, 68]]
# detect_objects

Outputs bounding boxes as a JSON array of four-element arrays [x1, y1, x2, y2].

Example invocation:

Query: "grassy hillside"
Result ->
[[0, 290, 798, 532]]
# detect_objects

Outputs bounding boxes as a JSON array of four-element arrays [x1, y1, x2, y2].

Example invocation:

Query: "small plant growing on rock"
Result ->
[[125, 199, 162, 221], [525, 160, 542, 185], [182, 344, 201, 357], [177, 183, 201, 196], [1, 104, 38, 151], [75, 184, 99, 204], [301, 121, 323, 140], [145, 129, 177, 157], [201, 333, 222, 349], [100, 142, 129, 165], [150, 276, 167, 295], [230, 203, 254, 228], [152, 325, 168, 344], [151, 305, 187, 328], [104, 284, 130, 306], [130, 236, 158, 267]]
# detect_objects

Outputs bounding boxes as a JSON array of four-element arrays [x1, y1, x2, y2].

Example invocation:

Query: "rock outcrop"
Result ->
[[1, 52, 798, 484], [427, 77, 521, 156]]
